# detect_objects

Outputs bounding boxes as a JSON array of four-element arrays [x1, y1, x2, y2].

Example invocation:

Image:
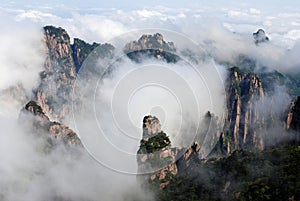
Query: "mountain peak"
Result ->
[[43, 25, 70, 40], [253, 29, 269, 44], [124, 33, 178, 63]]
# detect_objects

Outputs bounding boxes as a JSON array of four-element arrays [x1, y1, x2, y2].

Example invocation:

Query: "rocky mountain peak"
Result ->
[[142, 115, 162, 138], [132, 33, 175, 51], [35, 25, 113, 122], [253, 29, 269, 44], [35, 26, 76, 122], [137, 115, 203, 189], [124, 33, 178, 63], [24, 100, 49, 121], [44, 25, 70, 41], [20, 101, 81, 146], [137, 115, 177, 189]]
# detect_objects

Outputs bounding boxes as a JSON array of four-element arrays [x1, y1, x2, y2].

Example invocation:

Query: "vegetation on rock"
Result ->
[[157, 144, 300, 201], [138, 131, 171, 154]]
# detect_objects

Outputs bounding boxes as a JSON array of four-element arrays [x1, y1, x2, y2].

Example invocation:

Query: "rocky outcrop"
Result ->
[[35, 26, 113, 123], [20, 101, 81, 146], [286, 96, 300, 131], [35, 26, 76, 122], [253, 29, 269, 44], [71, 38, 100, 73], [124, 33, 179, 63], [137, 115, 203, 189], [71, 38, 114, 73], [219, 67, 265, 154], [137, 115, 178, 189]]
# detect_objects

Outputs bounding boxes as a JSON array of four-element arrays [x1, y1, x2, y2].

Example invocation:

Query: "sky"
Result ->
[[1, 0, 300, 47], [2, 0, 300, 11]]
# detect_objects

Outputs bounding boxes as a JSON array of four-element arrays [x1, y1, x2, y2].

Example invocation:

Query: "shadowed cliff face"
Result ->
[[71, 38, 114, 73], [286, 96, 300, 131], [220, 67, 265, 153]]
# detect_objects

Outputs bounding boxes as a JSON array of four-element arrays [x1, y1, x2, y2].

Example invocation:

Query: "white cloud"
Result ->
[[227, 9, 247, 17], [15, 10, 56, 22], [0, 13, 45, 117], [284, 29, 300, 40], [135, 9, 162, 18], [249, 8, 261, 14]]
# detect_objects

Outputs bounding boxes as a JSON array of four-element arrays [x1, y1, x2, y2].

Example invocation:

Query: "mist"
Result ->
[[254, 85, 294, 147], [0, 114, 154, 201], [0, 13, 45, 118], [0, 15, 154, 201], [72, 30, 227, 174], [12, 8, 299, 74]]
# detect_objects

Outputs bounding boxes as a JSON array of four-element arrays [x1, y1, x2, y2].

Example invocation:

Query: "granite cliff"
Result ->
[[35, 26, 114, 123]]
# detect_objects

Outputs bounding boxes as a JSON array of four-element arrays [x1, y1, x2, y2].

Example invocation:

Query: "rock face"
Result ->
[[35, 26, 113, 122], [124, 33, 179, 63], [137, 115, 178, 189], [286, 96, 300, 131], [35, 26, 77, 122], [137, 115, 202, 189], [219, 67, 265, 154], [71, 38, 100, 73], [71, 38, 114, 73], [20, 101, 81, 146]]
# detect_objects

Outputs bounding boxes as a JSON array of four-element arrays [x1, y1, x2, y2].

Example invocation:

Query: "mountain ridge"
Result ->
[[16, 25, 300, 200]]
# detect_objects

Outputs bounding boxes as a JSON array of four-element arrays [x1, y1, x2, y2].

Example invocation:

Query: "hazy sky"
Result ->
[[2, 0, 300, 16], [2, 0, 300, 44], [2, 0, 300, 10]]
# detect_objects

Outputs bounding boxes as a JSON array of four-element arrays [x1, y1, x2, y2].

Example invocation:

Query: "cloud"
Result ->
[[15, 10, 57, 22], [72, 31, 227, 171], [0, 113, 153, 201], [0, 10, 153, 201], [284, 29, 300, 40], [254, 85, 293, 147], [0, 13, 45, 117], [249, 8, 261, 14], [135, 9, 162, 18]]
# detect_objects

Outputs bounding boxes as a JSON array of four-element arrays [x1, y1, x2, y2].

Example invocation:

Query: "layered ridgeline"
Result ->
[[35, 26, 297, 150], [18, 25, 299, 200]]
